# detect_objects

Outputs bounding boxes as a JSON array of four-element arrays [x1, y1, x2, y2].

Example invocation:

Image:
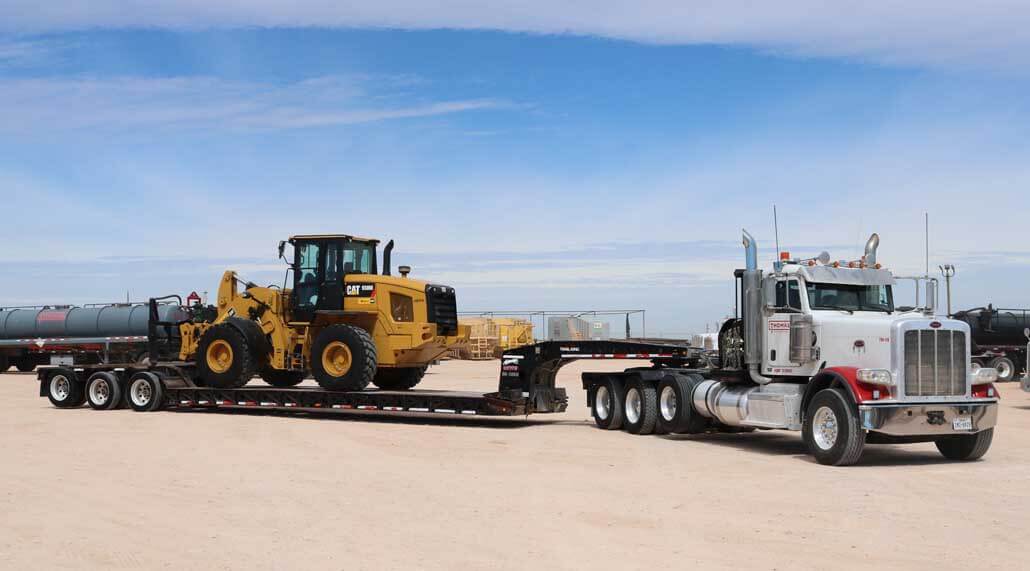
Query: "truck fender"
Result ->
[[803, 367, 865, 414]]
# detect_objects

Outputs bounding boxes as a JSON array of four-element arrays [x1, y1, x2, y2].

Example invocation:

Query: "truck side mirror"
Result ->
[[762, 279, 777, 309], [924, 280, 938, 315]]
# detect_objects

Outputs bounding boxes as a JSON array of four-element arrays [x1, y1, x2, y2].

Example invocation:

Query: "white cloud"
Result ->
[[2, 1, 1030, 71], [0, 75, 505, 133]]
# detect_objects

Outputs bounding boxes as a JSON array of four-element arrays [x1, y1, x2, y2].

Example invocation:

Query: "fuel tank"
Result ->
[[0, 304, 187, 340], [953, 306, 1030, 349]]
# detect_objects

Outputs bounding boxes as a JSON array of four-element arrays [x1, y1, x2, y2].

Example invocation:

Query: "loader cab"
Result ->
[[284, 235, 379, 323]]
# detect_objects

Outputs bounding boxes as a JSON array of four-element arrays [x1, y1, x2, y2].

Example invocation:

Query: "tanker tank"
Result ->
[[0, 304, 188, 341]]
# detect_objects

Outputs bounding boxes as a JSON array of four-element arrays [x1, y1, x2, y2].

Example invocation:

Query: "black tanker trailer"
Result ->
[[953, 304, 1030, 382], [0, 301, 188, 372]]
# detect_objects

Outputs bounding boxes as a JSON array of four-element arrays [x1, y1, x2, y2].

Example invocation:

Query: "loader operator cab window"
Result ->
[[343, 243, 375, 275], [296, 242, 321, 308]]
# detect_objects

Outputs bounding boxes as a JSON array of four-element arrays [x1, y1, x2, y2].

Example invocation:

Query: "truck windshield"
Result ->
[[806, 283, 894, 313]]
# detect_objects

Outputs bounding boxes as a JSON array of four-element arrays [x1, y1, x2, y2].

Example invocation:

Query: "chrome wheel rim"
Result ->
[[996, 361, 1012, 379], [812, 406, 839, 450], [595, 386, 611, 420], [130, 378, 152, 407], [660, 386, 677, 421], [50, 375, 70, 401], [89, 379, 110, 405], [625, 388, 641, 424]]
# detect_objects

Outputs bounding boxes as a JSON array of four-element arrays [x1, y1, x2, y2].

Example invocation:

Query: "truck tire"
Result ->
[[47, 369, 85, 408], [127, 372, 165, 412], [260, 367, 306, 388], [935, 428, 994, 461], [373, 366, 426, 390], [196, 323, 256, 388], [311, 325, 377, 391], [14, 357, 36, 372], [623, 378, 658, 435], [591, 377, 625, 430], [802, 388, 865, 466], [0, 355, 8, 372], [989, 356, 1016, 382], [656, 373, 709, 434], [86, 372, 123, 410]]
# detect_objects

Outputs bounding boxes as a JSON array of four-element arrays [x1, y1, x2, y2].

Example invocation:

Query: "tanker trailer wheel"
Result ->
[[622, 378, 658, 435], [0, 355, 8, 372], [127, 372, 165, 412], [591, 377, 625, 430], [47, 369, 85, 408], [372, 366, 426, 390], [14, 356, 36, 372], [260, 367, 306, 388], [86, 372, 123, 411], [656, 374, 709, 435], [311, 325, 377, 391], [802, 388, 865, 466], [989, 356, 1016, 382], [935, 428, 994, 461], [196, 323, 256, 389]]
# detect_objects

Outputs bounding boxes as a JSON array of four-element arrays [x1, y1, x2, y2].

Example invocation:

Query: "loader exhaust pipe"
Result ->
[[864, 233, 880, 266], [742, 229, 771, 385], [383, 240, 394, 276]]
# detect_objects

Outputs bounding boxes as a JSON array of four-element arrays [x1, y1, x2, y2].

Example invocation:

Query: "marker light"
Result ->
[[974, 367, 999, 384], [780, 251, 791, 261], [857, 369, 894, 386]]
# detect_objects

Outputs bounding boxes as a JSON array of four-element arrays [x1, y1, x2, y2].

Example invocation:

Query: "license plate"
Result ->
[[952, 416, 973, 431]]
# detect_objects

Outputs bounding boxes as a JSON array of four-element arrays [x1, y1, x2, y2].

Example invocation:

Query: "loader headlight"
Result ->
[[856, 369, 894, 386], [974, 367, 998, 384], [391, 293, 414, 322]]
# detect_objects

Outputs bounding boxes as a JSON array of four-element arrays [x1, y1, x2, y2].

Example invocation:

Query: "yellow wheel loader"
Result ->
[[179, 235, 460, 391]]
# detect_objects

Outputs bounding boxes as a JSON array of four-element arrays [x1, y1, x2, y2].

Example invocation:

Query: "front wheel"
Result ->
[[196, 323, 256, 388], [802, 388, 865, 466], [936, 428, 994, 461]]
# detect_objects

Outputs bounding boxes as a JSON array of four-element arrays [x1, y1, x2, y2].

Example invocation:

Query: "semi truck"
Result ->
[[31, 230, 1001, 466], [952, 305, 1029, 382], [577, 231, 1000, 465]]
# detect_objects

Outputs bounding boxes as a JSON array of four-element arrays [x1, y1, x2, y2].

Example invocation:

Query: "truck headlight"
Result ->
[[856, 369, 894, 386], [974, 367, 998, 384]]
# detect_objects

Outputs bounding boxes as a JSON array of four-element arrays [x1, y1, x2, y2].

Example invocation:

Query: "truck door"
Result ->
[[764, 278, 804, 373], [319, 241, 344, 313]]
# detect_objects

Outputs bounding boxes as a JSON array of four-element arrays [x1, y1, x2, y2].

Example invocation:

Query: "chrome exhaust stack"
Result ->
[[863, 233, 879, 266], [742, 229, 771, 385]]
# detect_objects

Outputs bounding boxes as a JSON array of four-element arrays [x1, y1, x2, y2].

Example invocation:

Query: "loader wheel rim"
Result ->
[[812, 406, 839, 450], [206, 340, 234, 374], [322, 341, 353, 377], [50, 375, 70, 401], [660, 385, 677, 421]]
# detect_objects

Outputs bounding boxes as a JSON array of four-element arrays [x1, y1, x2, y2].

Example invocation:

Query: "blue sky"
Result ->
[[2, 3, 1029, 337]]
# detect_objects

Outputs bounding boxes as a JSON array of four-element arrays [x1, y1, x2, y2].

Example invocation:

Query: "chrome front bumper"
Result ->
[[859, 402, 998, 437]]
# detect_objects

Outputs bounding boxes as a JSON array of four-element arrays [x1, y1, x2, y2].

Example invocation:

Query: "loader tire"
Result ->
[[372, 366, 426, 390], [260, 367, 306, 388], [312, 325, 377, 392], [196, 323, 256, 389]]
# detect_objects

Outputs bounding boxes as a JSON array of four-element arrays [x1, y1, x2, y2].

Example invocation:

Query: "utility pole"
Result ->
[[939, 264, 955, 316]]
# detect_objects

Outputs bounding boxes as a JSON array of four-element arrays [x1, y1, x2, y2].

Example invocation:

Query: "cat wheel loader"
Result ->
[[178, 235, 460, 391]]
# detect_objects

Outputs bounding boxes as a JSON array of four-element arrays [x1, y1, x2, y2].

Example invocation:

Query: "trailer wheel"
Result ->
[[591, 378, 625, 430], [936, 428, 994, 461], [0, 355, 8, 372], [802, 388, 865, 466], [127, 372, 164, 412], [989, 356, 1016, 382], [657, 374, 709, 434], [196, 323, 256, 388], [623, 378, 658, 435], [260, 367, 306, 388], [311, 325, 377, 391], [86, 372, 123, 411], [14, 357, 36, 372], [47, 369, 85, 408], [372, 366, 426, 390]]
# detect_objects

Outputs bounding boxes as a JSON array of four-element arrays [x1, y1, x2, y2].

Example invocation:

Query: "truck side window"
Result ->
[[775, 280, 803, 311]]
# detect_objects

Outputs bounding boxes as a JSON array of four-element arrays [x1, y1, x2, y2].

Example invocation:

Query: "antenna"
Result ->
[[773, 204, 781, 261]]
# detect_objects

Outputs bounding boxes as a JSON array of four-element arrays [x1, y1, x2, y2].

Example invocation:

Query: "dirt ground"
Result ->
[[1, 360, 1027, 570]]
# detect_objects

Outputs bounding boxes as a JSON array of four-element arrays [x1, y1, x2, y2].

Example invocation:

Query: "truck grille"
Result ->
[[903, 329, 966, 397], [426, 285, 458, 336]]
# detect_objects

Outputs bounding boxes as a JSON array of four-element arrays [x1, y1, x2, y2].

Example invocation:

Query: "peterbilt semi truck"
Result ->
[[581, 231, 1000, 465], [951, 305, 1029, 382]]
